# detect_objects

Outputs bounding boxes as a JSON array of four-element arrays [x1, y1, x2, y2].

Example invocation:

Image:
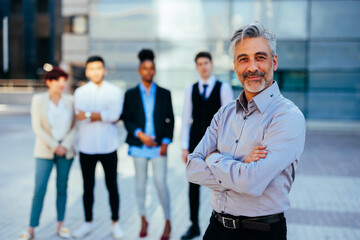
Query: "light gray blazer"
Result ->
[[31, 92, 76, 159]]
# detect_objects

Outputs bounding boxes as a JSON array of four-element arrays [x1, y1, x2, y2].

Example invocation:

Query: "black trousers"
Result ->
[[203, 214, 287, 240], [79, 151, 119, 222], [189, 182, 200, 227]]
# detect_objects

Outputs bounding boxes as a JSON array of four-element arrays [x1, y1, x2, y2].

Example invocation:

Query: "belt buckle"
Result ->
[[222, 217, 236, 229]]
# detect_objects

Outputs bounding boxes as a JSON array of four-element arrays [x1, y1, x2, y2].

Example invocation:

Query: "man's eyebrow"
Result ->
[[256, 51, 268, 56], [236, 54, 248, 61]]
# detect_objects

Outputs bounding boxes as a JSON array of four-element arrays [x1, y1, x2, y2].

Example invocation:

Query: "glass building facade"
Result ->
[[1, 0, 359, 119], [0, 0, 62, 79], [87, 0, 360, 120]]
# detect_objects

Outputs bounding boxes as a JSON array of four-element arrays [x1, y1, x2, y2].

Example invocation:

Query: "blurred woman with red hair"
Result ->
[[19, 67, 76, 240]]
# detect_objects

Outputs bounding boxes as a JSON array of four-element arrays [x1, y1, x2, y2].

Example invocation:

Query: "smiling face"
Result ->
[[138, 60, 155, 84], [233, 37, 278, 100]]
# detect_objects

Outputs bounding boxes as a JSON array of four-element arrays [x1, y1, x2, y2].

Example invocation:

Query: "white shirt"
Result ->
[[47, 98, 71, 141], [181, 75, 234, 150], [74, 81, 124, 154]]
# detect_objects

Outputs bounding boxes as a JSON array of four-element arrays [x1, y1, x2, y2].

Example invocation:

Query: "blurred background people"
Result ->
[[181, 52, 234, 239], [121, 49, 174, 240], [72, 56, 124, 239], [19, 67, 76, 240]]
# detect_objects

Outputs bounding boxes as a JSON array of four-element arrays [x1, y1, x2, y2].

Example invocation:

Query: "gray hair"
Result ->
[[229, 22, 276, 59]]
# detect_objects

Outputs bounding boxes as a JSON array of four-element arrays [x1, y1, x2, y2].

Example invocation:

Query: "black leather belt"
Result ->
[[212, 211, 284, 231]]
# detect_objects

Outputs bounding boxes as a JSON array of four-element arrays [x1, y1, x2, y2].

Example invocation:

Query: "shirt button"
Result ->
[[243, 116, 247, 120], [219, 180, 222, 184], [235, 140, 239, 143]]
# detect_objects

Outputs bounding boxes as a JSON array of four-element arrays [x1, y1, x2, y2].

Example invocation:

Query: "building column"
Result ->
[[1, 0, 10, 77], [23, 0, 37, 79]]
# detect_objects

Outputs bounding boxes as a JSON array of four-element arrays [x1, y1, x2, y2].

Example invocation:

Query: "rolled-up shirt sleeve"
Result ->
[[100, 88, 124, 123], [186, 108, 227, 192], [204, 107, 306, 197]]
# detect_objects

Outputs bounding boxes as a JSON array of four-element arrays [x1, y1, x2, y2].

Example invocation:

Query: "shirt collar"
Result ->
[[199, 75, 216, 86], [236, 81, 280, 114], [46, 91, 64, 103], [139, 82, 156, 95], [89, 80, 106, 89]]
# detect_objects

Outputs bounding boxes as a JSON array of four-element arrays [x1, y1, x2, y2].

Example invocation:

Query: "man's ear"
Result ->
[[85, 68, 89, 79], [233, 60, 237, 76], [273, 54, 278, 71]]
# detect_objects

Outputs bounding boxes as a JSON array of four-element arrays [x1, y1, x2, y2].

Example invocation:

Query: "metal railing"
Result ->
[[0, 79, 47, 88]]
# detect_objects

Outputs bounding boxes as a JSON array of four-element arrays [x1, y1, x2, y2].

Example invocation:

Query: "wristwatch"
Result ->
[[85, 112, 91, 119]]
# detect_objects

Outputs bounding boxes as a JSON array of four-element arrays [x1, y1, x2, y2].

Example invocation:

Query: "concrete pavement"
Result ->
[[0, 112, 360, 240]]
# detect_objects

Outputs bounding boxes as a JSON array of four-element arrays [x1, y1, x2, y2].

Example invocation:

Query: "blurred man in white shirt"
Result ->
[[73, 56, 124, 239]]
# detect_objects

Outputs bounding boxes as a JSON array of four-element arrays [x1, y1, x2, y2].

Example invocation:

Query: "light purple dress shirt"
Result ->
[[186, 81, 306, 217]]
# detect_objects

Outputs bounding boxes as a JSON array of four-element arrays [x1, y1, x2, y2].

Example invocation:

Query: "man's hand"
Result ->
[[182, 149, 189, 164], [54, 145, 67, 157], [76, 110, 86, 120], [160, 143, 168, 156], [243, 145, 267, 163], [205, 150, 220, 162], [138, 132, 157, 147]]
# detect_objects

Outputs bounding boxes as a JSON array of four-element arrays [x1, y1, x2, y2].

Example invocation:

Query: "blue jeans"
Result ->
[[133, 156, 171, 220], [29, 155, 73, 227]]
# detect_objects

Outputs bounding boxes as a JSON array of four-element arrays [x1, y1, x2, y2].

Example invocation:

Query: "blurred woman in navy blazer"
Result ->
[[121, 49, 174, 240]]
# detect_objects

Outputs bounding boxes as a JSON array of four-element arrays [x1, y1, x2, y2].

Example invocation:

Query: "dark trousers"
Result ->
[[189, 182, 200, 227], [79, 151, 119, 222], [203, 214, 287, 240]]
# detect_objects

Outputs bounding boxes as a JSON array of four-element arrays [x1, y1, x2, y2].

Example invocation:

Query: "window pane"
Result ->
[[11, 0, 22, 14], [157, 41, 232, 71], [308, 92, 360, 120], [90, 1, 230, 41], [277, 41, 306, 69], [282, 71, 306, 91], [157, 1, 230, 40], [37, 0, 49, 13], [311, 1, 360, 38], [157, 70, 198, 92], [309, 42, 360, 70], [89, 2, 156, 40], [309, 72, 360, 91], [231, 1, 308, 39], [90, 41, 157, 68], [107, 69, 139, 90]]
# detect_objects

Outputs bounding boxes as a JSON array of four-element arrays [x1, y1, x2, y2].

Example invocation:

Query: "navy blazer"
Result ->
[[121, 84, 175, 147]]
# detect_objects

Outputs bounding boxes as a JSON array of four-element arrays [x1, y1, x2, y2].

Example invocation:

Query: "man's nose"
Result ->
[[247, 59, 259, 72]]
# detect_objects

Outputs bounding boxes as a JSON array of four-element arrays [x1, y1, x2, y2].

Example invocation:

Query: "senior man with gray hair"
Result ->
[[186, 22, 306, 239]]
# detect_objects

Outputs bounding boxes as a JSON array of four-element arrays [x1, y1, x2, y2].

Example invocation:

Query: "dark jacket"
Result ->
[[121, 84, 175, 147]]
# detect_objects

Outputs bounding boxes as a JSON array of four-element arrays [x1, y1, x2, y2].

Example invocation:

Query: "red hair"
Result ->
[[44, 67, 69, 81]]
